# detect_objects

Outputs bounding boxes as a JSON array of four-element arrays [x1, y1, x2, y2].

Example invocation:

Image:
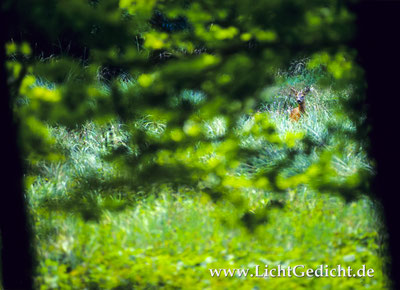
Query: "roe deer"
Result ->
[[289, 86, 311, 122]]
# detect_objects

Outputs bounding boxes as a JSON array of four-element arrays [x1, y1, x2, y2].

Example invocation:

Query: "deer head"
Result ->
[[290, 86, 310, 105]]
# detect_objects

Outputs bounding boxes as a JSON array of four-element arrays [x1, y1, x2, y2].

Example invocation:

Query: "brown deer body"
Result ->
[[289, 87, 310, 122]]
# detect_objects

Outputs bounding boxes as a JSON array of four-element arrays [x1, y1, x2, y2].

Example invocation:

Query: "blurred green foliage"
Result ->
[[3, 0, 387, 288], [8, 0, 367, 213]]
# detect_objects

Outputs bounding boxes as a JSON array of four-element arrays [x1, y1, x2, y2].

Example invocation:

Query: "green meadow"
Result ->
[[26, 63, 387, 289], [2, 0, 389, 288]]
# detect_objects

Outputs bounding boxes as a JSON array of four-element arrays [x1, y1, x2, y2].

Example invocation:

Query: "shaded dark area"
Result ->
[[352, 1, 400, 288], [150, 10, 189, 33], [0, 7, 34, 290]]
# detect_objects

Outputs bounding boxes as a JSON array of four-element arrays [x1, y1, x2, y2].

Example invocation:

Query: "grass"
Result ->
[[31, 189, 386, 289], [25, 63, 388, 289]]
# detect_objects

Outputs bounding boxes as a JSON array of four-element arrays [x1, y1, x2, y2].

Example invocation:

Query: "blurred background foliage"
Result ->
[[8, 0, 366, 210], [2, 0, 389, 288]]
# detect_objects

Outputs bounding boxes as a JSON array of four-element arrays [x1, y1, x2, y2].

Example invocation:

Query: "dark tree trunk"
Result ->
[[0, 5, 34, 290], [352, 1, 400, 289]]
